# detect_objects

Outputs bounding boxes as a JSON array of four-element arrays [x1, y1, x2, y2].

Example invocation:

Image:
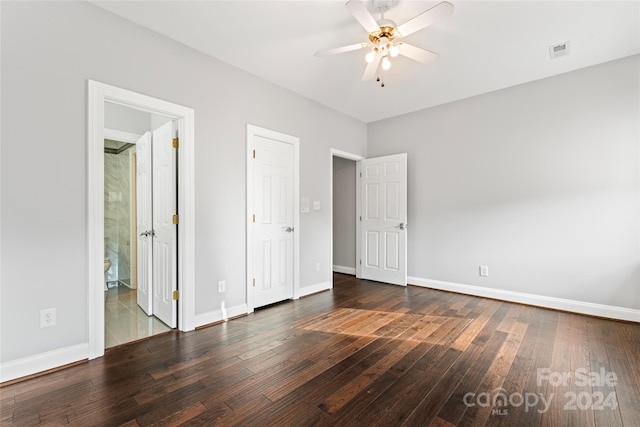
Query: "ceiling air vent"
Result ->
[[549, 41, 570, 59]]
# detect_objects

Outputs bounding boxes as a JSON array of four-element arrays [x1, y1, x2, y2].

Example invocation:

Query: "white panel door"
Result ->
[[360, 153, 407, 286], [152, 121, 178, 328], [136, 131, 153, 315], [252, 135, 294, 308]]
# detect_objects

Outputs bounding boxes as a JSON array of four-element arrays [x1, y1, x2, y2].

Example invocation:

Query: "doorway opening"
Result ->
[[330, 150, 408, 287], [330, 149, 364, 284], [103, 103, 177, 347], [88, 80, 196, 359]]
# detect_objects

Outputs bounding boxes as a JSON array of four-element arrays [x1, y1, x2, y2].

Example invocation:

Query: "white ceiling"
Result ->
[[91, 1, 640, 123]]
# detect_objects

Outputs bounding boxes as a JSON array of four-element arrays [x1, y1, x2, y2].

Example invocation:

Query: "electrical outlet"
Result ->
[[218, 280, 226, 293], [40, 308, 56, 328], [479, 266, 489, 277]]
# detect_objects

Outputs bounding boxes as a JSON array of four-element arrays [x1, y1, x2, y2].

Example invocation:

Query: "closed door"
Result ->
[[151, 120, 178, 328], [136, 131, 153, 315], [251, 134, 295, 308], [360, 153, 408, 286]]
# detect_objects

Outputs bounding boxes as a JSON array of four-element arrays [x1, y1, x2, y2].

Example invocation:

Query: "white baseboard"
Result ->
[[408, 276, 640, 323], [297, 281, 331, 298], [194, 303, 249, 328], [333, 265, 356, 275], [0, 343, 88, 383]]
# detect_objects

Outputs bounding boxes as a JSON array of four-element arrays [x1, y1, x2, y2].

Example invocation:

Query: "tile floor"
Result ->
[[104, 283, 172, 348]]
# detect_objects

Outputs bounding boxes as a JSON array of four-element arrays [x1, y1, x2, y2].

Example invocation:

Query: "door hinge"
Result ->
[[252, 214, 256, 223], [172, 137, 179, 149], [173, 290, 179, 300], [173, 214, 179, 224], [359, 216, 362, 221], [253, 149, 256, 159], [359, 260, 362, 265], [360, 172, 362, 177], [252, 278, 256, 287]]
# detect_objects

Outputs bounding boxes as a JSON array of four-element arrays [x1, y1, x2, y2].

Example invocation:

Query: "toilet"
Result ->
[[104, 258, 112, 291]]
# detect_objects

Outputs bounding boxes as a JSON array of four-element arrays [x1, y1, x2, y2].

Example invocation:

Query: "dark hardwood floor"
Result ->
[[1, 273, 639, 426]]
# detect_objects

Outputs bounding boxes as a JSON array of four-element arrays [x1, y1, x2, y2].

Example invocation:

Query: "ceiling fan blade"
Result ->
[[396, 1, 454, 38], [346, 0, 380, 34], [362, 55, 381, 81], [315, 43, 369, 57], [397, 43, 439, 64]]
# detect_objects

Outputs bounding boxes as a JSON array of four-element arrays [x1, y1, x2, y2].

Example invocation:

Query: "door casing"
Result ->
[[87, 80, 195, 359]]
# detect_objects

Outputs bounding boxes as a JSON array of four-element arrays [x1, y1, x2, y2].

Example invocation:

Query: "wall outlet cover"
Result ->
[[40, 308, 56, 328]]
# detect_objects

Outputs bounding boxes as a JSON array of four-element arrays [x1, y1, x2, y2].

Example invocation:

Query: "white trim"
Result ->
[[329, 149, 364, 289], [0, 344, 88, 383], [194, 303, 249, 328], [331, 149, 365, 161], [333, 265, 357, 275], [298, 281, 332, 298], [408, 276, 640, 323], [104, 128, 142, 144], [88, 80, 196, 360], [355, 160, 362, 279], [246, 124, 300, 311]]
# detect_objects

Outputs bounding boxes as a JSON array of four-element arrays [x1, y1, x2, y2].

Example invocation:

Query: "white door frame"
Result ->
[[87, 80, 196, 359], [330, 149, 365, 284], [246, 124, 300, 312]]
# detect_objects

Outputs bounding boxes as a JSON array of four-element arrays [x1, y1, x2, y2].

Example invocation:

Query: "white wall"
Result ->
[[0, 1, 366, 367], [368, 55, 640, 313], [333, 157, 357, 272], [104, 102, 151, 135]]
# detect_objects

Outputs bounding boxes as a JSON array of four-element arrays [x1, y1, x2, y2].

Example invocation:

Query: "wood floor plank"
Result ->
[[319, 322, 425, 414], [602, 320, 640, 427], [1, 273, 638, 427], [586, 318, 624, 427], [401, 340, 487, 426], [434, 303, 511, 425], [260, 334, 378, 402], [456, 320, 528, 426]]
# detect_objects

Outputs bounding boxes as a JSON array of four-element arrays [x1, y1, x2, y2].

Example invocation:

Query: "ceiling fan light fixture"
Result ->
[[365, 51, 376, 63], [318, 1, 454, 87]]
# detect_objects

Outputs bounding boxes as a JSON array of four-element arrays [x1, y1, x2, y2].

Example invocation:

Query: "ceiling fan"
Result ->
[[315, 0, 453, 87]]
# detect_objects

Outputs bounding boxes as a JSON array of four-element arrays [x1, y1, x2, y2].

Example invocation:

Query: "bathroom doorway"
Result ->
[[103, 103, 175, 347], [88, 80, 196, 360]]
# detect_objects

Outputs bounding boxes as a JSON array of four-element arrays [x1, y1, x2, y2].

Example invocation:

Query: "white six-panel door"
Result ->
[[251, 133, 295, 308], [151, 121, 178, 328], [136, 131, 153, 315], [360, 153, 408, 286]]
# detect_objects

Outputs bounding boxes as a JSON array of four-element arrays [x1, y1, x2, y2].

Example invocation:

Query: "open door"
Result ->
[[136, 131, 153, 314], [151, 120, 178, 328], [360, 153, 408, 286]]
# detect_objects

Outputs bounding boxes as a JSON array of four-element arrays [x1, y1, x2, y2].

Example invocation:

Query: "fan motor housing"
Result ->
[[368, 25, 397, 43]]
